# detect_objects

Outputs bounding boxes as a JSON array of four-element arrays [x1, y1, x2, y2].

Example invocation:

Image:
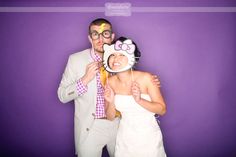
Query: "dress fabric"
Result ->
[[114, 94, 166, 157]]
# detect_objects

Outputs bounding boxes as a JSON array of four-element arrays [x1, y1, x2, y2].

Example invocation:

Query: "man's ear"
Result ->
[[111, 33, 115, 42], [88, 35, 92, 44]]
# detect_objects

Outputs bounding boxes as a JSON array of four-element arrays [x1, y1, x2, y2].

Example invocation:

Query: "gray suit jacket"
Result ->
[[57, 49, 99, 154]]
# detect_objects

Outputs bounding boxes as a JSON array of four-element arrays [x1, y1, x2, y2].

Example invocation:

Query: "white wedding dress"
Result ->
[[114, 94, 166, 157]]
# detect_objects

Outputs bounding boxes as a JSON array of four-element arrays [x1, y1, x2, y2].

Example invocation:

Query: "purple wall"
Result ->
[[1, 1, 236, 157]]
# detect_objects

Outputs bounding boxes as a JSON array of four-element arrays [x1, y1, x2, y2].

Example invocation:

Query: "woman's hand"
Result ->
[[104, 84, 115, 104], [131, 81, 141, 103]]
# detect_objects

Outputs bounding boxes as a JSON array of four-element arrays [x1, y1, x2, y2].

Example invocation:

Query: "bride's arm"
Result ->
[[104, 83, 117, 120], [132, 73, 166, 115], [105, 101, 116, 120]]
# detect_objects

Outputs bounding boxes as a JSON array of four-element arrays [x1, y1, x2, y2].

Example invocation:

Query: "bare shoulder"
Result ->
[[134, 71, 153, 81]]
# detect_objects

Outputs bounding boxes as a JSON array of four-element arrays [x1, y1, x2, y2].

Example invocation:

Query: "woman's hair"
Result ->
[[113, 36, 141, 62]]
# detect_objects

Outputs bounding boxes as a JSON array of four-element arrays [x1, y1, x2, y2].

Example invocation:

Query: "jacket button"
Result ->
[[86, 128, 89, 131]]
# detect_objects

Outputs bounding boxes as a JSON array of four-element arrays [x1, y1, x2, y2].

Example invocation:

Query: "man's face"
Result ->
[[89, 23, 114, 53]]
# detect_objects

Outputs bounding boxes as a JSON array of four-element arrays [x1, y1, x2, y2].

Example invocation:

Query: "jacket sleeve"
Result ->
[[57, 55, 82, 103]]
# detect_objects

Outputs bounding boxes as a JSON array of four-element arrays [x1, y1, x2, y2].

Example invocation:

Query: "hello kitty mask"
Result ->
[[103, 39, 136, 73]]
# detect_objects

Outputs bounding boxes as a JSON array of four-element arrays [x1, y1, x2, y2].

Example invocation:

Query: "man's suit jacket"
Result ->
[[57, 49, 98, 154]]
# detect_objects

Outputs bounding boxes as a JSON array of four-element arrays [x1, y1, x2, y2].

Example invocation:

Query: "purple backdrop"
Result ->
[[1, 0, 236, 157]]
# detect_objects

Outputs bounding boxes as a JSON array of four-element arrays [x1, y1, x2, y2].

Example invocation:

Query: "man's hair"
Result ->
[[89, 18, 112, 33]]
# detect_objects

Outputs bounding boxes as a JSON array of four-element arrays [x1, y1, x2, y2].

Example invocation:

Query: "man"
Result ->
[[58, 18, 119, 157], [57, 18, 160, 157]]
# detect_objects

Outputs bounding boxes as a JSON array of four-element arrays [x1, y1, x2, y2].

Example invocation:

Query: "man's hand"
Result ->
[[151, 75, 161, 87], [81, 61, 99, 85]]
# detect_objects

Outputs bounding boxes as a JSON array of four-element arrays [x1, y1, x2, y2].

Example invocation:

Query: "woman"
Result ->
[[103, 37, 167, 157]]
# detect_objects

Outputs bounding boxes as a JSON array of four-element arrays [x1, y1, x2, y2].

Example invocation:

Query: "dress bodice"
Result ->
[[114, 94, 167, 157], [115, 94, 155, 116]]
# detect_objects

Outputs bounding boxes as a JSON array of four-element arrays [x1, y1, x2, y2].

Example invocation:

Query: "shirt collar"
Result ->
[[90, 48, 102, 62]]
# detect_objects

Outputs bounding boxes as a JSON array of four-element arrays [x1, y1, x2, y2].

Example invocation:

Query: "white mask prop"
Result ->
[[103, 39, 136, 73]]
